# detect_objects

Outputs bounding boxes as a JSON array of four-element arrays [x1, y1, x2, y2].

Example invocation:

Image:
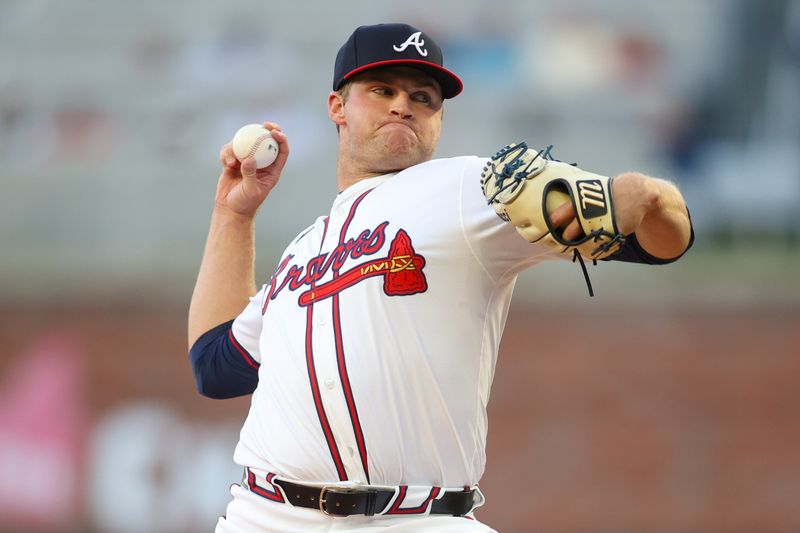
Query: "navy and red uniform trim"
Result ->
[[189, 320, 259, 399], [246, 469, 285, 503], [385, 486, 442, 515], [228, 329, 259, 370], [332, 190, 374, 483], [304, 217, 349, 481]]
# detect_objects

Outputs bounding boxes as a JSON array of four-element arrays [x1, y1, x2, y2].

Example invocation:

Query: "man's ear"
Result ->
[[328, 91, 346, 127]]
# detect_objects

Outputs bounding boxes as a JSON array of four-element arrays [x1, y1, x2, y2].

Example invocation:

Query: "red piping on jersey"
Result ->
[[385, 486, 441, 514], [247, 469, 285, 502], [338, 191, 371, 244], [228, 330, 259, 369], [332, 189, 374, 483], [332, 292, 370, 482], [304, 217, 349, 481]]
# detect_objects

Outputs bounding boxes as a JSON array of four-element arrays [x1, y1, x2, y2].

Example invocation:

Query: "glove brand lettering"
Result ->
[[577, 180, 608, 218], [393, 32, 428, 56], [261, 223, 427, 312]]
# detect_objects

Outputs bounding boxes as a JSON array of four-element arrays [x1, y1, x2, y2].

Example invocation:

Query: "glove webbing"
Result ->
[[484, 144, 554, 205], [494, 144, 599, 297]]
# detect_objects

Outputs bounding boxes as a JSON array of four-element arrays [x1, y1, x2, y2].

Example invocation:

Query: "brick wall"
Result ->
[[0, 305, 797, 532]]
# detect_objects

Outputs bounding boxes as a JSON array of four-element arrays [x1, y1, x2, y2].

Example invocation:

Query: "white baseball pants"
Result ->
[[215, 482, 498, 533]]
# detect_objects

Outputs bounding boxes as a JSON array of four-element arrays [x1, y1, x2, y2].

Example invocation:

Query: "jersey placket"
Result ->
[[306, 188, 374, 484]]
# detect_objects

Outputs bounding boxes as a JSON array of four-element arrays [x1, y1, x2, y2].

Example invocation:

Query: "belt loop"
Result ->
[[365, 488, 378, 516]]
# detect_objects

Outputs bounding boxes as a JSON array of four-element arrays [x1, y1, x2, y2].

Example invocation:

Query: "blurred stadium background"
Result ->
[[0, 0, 798, 531]]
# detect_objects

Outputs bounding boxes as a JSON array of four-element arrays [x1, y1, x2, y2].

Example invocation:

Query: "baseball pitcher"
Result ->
[[188, 23, 694, 532]]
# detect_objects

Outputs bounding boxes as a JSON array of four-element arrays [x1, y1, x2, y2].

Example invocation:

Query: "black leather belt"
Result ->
[[273, 478, 476, 517]]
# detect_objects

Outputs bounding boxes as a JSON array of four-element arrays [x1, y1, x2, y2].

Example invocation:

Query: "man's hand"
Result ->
[[189, 121, 290, 347], [216, 122, 290, 218], [481, 143, 625, 260]]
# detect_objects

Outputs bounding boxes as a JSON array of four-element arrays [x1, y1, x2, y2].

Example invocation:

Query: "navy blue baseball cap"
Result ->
[[333, 23, 463, 99]]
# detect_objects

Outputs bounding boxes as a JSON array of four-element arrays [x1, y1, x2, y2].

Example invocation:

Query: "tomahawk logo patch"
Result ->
[[299, 229, 427, 306], [576, 180, 608, 219]]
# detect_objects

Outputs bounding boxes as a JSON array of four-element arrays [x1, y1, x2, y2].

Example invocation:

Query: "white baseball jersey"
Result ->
[[230, 155, 558, 489]]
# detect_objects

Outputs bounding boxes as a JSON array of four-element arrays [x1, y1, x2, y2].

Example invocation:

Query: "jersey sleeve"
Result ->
[[188, 284, 266, 399], [189, 320, 259, 399], [458, 156, 561, 281]]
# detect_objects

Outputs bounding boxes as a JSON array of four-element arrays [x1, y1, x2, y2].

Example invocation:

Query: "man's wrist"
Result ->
[[211, 205, 258, 225]]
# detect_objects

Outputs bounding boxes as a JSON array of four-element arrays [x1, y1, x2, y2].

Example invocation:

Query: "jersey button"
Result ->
[[316, 315, 328, 325], [323, 378, 335, 390]]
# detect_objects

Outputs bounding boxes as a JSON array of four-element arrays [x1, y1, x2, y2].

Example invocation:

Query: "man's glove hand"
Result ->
[[480, 142, 626, 260]]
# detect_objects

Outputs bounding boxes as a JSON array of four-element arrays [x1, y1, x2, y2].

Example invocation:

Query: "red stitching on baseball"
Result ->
[[246, 133, 271, 159]]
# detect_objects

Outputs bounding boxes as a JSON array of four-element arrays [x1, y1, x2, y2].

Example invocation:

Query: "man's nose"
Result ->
[[389, 93, 413, 118]]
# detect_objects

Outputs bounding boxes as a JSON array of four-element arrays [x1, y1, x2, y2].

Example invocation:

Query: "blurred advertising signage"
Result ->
[[0, 335, 240, 532]]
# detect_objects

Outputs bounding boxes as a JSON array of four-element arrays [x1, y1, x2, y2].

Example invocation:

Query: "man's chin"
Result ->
[[386, 137, 430, 160], [376, 149, 431, 173], [360, 135, 434, 172]]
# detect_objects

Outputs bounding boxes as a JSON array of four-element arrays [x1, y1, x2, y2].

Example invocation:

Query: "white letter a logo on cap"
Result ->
[[393, 32, 428, 56]]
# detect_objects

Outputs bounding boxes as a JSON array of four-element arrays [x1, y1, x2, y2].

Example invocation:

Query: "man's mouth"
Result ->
[[379, 122, 417, 138]]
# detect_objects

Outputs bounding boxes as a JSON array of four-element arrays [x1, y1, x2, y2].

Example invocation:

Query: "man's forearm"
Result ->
[[625, 174, 692, 260], [188, 209, 258, 347]]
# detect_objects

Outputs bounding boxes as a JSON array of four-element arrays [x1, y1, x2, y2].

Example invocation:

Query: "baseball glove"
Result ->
[[480, 142, 626, 261]]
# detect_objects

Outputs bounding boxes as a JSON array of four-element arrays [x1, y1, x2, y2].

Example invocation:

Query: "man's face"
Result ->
[[330, 66, 444, 175]]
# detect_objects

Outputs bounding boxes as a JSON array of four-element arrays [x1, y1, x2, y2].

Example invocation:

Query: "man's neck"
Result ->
[[336, 155, 398, 192]]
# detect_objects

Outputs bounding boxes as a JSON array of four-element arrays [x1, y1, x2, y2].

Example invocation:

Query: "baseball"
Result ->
[[232, 124, 279, 169]]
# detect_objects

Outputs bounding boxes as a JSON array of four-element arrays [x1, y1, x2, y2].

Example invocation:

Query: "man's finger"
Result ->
[[548, 201, 575, 229], [267, 129, 290, 171], [562, 219, 584, 241], [240, 157, 257, 179], [220, 143, 237, 168]]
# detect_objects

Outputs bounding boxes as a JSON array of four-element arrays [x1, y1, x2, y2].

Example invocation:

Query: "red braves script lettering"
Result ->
[[262, 223, 428, 313]]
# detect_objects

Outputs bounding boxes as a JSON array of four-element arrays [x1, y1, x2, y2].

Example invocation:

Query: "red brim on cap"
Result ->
[[340, 59, 463, 99]]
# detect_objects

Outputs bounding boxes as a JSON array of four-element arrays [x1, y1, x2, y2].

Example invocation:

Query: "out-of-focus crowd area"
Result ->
[[0, 1, 798, 531], [1, 0, 798, 305]]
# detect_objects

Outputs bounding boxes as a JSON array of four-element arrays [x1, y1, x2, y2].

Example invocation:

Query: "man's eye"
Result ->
[[413, 93, 432, 104], [374, 87, 392, 96]]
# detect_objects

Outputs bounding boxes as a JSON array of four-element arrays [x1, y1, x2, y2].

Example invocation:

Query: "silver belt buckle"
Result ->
[[318, 485, 362, 516]]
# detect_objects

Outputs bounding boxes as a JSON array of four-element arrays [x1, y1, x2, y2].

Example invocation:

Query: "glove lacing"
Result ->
[[572, 250, 596, 297]]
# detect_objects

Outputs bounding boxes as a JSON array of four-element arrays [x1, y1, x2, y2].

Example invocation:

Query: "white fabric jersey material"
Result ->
[[231, 156, 556, 488]]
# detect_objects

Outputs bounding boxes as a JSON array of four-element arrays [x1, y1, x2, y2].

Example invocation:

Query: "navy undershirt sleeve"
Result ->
[[189, 320, 259, 399], [607, 212, 695, 265]]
